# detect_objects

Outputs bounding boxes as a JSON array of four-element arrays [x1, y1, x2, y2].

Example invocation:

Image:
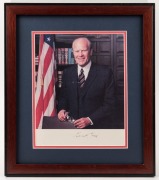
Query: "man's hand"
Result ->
[[58, 110, 68, 121], [74, 117, 91, 128]]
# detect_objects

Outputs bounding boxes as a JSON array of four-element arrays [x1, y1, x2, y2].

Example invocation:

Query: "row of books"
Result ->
[[55, 48, 75, 65]]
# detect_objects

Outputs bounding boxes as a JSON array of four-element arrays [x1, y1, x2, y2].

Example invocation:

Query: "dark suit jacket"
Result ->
[[58, 63, 116, 129]]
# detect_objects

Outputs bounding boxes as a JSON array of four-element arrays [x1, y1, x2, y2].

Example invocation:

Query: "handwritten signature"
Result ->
[[75, 132, 98, 138]]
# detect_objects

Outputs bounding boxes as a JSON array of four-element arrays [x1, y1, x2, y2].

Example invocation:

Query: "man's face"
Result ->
[[72, 39, 92, 67]]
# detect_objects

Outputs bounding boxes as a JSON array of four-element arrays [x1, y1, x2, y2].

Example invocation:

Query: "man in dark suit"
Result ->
[[58, 37, 115, 129]]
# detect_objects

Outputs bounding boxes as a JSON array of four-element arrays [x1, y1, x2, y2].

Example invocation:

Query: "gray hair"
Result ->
[[72, 37, 92, 50]]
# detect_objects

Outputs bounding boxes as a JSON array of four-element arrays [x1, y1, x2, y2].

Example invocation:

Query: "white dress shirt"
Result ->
[[77, 60, 92, 80]]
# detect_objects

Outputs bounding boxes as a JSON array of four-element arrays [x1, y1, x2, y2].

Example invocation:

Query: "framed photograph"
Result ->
[[32, 31, 127, 149], [5, 3, 155, 176]]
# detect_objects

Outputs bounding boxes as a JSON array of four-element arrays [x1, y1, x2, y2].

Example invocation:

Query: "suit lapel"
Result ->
[[70, 65, 78, 99], [80, 63, 97, 97]]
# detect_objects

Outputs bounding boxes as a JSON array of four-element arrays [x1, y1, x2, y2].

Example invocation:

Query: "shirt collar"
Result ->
[[78, 60, 92, 75]]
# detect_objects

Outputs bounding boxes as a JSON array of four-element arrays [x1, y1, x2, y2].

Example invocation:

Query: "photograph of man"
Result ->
[[58, 37, 116, 129]]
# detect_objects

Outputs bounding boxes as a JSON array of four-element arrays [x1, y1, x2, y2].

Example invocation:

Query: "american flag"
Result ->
[[35, 34, 56, 129]]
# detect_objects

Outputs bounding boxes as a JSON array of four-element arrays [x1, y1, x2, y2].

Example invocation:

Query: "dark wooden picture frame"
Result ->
[[5, 3, 155, 176]]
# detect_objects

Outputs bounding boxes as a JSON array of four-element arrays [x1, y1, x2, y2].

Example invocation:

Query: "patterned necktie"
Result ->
[[78, 68, 85, 88]]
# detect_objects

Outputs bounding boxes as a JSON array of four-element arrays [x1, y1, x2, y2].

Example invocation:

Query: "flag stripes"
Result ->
[[35, 34, 56, 129]]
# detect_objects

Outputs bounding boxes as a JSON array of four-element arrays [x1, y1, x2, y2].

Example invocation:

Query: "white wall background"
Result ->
[[0, 0, 158, 179]]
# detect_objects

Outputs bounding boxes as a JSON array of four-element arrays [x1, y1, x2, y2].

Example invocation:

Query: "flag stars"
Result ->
[[47, 37, 51, 42]]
